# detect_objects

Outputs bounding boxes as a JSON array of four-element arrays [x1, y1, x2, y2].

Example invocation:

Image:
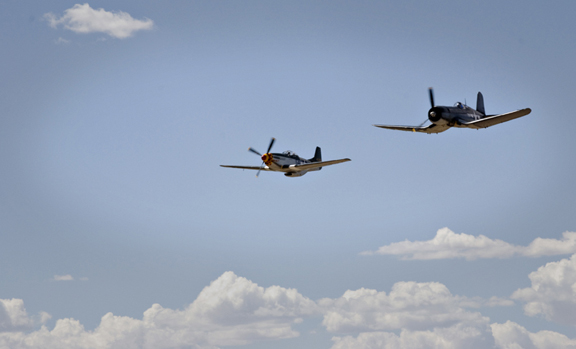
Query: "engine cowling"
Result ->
[[428, 107, 442, 123]]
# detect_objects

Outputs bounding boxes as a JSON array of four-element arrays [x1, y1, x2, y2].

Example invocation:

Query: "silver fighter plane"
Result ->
[[374, 88, 531, 134], [221, 138, 351, 177]]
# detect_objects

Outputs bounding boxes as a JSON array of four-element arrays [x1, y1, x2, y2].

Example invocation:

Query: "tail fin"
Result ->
[[476, 92, 485, 115], [309, 147, 322, 162]]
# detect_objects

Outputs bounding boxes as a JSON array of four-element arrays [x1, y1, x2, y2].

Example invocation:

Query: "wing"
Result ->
[[288, 158, 351, 171], [220, 165, 271, 171], [462, 108, 531, 128], [373, 123, 450, 134]]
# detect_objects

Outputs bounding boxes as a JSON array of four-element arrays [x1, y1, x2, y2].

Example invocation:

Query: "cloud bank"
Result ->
[[44, 4, 154, 39], [0, 272, 318, 348], [362, 228, 576, 260], [1, 265, 576, 348], [332, 322, 576, 349]]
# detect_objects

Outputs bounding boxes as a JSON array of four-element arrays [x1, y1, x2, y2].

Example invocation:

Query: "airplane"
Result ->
[[373, 88, 531, 134], [220, 138, 351, 177]]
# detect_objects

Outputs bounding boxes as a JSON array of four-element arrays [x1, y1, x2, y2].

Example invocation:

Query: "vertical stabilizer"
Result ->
[[476, 92, 485, 115], [309, 147, 322, 170], [309, 147, 322, 162]]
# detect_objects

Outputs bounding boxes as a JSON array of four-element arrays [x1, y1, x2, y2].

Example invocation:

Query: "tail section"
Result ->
[[476, 92, 485, 115], [309, 146, 322, 170], [309, 147, 322, 162]]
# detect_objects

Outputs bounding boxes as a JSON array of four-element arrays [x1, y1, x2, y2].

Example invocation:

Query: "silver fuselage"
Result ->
[[265, 152, 320, 177]]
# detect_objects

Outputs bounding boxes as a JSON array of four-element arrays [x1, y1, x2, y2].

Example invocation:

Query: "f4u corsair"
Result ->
[[374, 88, 531, 134], [220, 138, 351, 177]]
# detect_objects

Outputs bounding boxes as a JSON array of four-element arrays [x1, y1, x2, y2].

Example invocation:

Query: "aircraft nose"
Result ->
[[261, 153, 273, 165], [428, 107, 442, 122]]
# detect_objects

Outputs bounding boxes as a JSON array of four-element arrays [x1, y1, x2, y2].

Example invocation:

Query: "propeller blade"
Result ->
[[266, 138, 275, 154], [256, 161, 264, 177], [248, 147, 262, 156], [428, 87, 435, 108], [418, 119, 428, 127]]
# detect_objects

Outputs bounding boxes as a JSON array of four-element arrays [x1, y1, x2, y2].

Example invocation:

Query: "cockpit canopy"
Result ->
[[455, 102, 465, 109], [282, 150, 296, 156]]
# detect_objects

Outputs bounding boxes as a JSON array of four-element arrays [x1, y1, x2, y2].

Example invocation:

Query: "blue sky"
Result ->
[[1, 1, 576, 348]]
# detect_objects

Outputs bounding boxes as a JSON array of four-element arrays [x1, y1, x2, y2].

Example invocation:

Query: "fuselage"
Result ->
[[262, 151, 320, 177], [428, 102, 483, 127]]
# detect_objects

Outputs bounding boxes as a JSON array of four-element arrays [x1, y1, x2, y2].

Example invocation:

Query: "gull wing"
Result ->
[[220, 165, 271, 171], [288, 158, 351, 171], [462, 108, 531, 129], [373, 123, 450, 134]]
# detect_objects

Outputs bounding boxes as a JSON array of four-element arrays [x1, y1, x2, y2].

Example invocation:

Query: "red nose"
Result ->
[[261, 153, 273, 165]]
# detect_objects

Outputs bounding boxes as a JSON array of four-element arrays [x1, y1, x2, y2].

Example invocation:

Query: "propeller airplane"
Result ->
[[373, 88, 531, 134], [220, 138, 351, 177]]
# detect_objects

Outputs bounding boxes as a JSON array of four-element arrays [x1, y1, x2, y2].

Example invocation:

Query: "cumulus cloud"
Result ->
[[491, 321, 576, 349], [53, 275, 74, 281], [319, 281, 491, 333], [0, 299, 49, 333], [0, 271, 319, 348], [362, 228, 576, 260], [44, 3, 154, 39], [512, 254, 576, 326], [330, 321, 576, 349], [331, 323, 493, 349], [1, 270, 576, 348]]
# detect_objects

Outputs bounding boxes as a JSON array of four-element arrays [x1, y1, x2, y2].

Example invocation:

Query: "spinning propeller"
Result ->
[[248, 138, 275, 177], [427, 87, 442, 123], [415, 87, 436, 127]]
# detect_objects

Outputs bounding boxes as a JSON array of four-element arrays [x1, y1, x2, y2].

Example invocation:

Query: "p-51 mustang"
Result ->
[[220, 138, 351, 177], [374, 88, 531, 134]]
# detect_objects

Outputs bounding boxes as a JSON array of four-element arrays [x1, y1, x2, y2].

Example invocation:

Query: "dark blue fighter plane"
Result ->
[[374, 88, 531, 134]]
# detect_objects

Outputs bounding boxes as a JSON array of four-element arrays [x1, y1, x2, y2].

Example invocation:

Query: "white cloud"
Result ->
[[330, 321, 576, 349], [331, 323, 493, 349], [0, 299, 48, 333], [319, 281, 490, 333], [512, 254, 576, 326], [1, 270, 576, 348], [44, 4, 154, 39], [0, 271, 318, 348], [362, 228, 576, 260], [491, 321, 576, 349], [53, 275, 74, 281], [54, 37, 70, 45]]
